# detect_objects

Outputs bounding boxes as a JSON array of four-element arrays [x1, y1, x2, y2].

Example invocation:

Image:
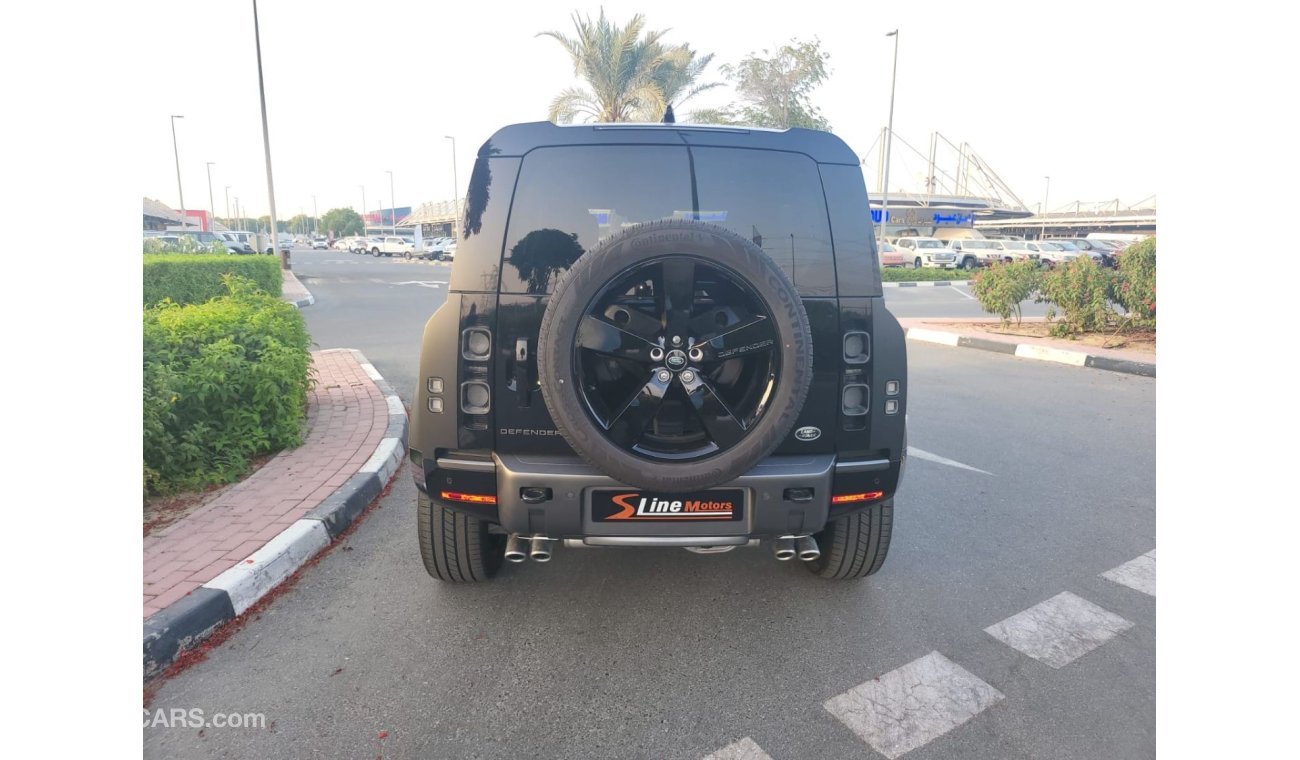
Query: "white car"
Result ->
[[311, 237, 329, 250], [218, 231, 254, 254], [1026, 241, 1079, 268], [982, 239, 1039, 264], [946, 239, 1000, 269], [368, 236, 417, 257], [442, 239, 457, 261], [893, 237, 957, 269]]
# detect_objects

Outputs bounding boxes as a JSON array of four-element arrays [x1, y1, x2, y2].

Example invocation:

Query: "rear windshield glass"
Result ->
[[501, 145, 837, 296]]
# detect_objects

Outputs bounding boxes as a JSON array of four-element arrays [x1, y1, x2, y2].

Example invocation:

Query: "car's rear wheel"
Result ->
[[538, 220, 813, 493], [805, 501, 894, 579], [417, 492, 505, 582], [371, 247, 381, 256]]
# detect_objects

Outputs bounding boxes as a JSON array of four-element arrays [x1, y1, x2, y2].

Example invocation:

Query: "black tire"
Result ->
[[372, 247, 381, 256], [806, 501, 894, 579], [913, 256, 923, 269], [961, 257, 977, 271], [538, 219, 813, 492], [416, 492, 505, 582]]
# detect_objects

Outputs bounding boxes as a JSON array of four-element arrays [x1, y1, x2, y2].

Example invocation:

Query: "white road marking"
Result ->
[[984, 591, 1133, 669], [907, 446, 993, 475], [949, 284, 976, 299], [823, 651, 1004, 760], [702, 737, 773, 760], [1101, 549, 1156, 596], [393, 280, 443, 288]]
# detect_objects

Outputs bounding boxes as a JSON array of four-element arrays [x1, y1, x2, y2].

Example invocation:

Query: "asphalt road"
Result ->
[[144, 249, 1154, 759]]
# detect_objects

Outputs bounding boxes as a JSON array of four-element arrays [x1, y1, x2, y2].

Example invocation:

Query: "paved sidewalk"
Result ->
[[899, 318, 1155, 376], [282, 268, 314, 307], [143, 349, 407, 677]]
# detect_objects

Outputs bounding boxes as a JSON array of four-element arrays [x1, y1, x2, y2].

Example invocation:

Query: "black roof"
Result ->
[[478, 121, 860, 165]]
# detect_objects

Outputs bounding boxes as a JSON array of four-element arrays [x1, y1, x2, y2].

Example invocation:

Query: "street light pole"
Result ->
[[224, 186, 231, 228], [251, 0, 284, 267], [386, 170, 395, 235], [1041, 176, 1051, 239], [880, 30, 899, 243], [312, 195, 318, 236], [360, 185, 367, 233], [170, 115, 185, 229], [206, 162, 216, 232], [445, 135, 459, 231]]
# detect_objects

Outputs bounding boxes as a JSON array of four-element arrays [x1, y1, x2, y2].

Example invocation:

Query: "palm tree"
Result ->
[[538, 10, 717, 123]]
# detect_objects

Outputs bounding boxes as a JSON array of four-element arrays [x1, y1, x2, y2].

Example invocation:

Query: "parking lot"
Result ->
[[143, 249, 1154, 759]]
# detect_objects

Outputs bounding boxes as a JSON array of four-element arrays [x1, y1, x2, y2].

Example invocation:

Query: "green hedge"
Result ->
[[144, 275, 312, 496], [880, 267, 975, 282], [144, 254, 281, 306]]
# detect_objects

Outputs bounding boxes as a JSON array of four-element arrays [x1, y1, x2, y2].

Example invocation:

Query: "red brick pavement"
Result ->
[[143, 349, 388, 619]]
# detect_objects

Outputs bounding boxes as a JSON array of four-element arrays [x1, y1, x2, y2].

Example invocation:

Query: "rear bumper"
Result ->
[[416, 451, 900, 539]]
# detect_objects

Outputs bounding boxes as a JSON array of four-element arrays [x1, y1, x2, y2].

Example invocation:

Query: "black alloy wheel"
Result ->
[[573, 257, 780, 462], [538, 220, 813, 493]]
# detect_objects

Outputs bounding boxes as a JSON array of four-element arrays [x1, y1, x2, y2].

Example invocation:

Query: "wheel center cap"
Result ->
[[665, 349, 688, 371]]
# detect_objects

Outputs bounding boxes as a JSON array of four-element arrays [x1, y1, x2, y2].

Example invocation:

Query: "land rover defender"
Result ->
[[409, 122, 908, 582]]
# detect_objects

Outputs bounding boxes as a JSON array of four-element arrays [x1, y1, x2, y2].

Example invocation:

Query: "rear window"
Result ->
[[500, 145, 839, 297]]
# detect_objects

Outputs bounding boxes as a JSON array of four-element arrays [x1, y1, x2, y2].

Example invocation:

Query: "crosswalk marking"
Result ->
[[984, 591, 1133, 668], [702, 737, 773, 760], [823, 651, 1004, 759], [1101, 549, 1156, 596]]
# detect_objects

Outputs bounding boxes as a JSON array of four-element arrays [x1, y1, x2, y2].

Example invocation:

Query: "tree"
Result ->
[[320, 208, 363, 237], [286, 214, 316, 236], [689, 39, 832, 130], [256, 215, 288, 233], [538, 10, 717, 123]]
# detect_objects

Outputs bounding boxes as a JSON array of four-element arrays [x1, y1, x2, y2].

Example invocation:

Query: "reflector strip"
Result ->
[[831, 491, 884, 504], [440, 491, 498, 505]]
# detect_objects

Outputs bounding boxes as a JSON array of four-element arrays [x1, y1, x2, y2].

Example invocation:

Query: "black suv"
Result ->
[[409, 122, 908, 582]]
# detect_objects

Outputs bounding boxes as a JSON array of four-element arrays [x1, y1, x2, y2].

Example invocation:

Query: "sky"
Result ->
[[142, 0, 1159, 222]]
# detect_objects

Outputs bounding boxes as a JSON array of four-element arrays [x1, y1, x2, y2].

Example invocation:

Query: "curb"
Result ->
[[143, 351, 408, 679], [904, 327, 1156, 378], [883, 280, 972, 288], [284, 269, 315, 308]]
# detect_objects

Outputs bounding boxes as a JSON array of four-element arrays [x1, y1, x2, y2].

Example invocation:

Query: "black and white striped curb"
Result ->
[[883, 280, 973, 288], [143, 350, 407, 679], [284, 270, 315, 308], [905, 327, 1155, 378]]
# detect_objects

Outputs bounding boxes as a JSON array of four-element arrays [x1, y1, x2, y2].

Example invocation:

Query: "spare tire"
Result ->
[[538, 220, 813, 492]]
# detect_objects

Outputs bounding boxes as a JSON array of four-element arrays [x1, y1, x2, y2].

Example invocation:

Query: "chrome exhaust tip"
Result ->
[[772, 537, 796, 561], [504, 534, 528, 563], [529, 536, 553, 562], [795, 535, 821, 562]]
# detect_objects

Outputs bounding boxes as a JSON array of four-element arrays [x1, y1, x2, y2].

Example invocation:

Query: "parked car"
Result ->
[[421, 236, 453, 260], [368, 236, 417, 257], [441, 239, 457, 261], [877, 240, 906, 268], [311, 237, 329, 250], [218, 231, 254, 254], [331, 237, 352, 250], [986, 239, 1040, 264], [351, 236, 381, 254], [1047, 239, 1107, 267], [408, 121, 908, 582], [894, 237, 958, 269], [948, 239, 1004, 268], [1027, 241, 1078, 268]]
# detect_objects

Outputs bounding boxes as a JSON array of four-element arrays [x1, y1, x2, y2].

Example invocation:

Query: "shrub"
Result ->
[[144, 253, 281, 306], [1113, 237, 1155, 328], [880, 267, 975, 282], [971, 260, 1042, 325], [143, 275, 312, 495], [1038, 255, 1117, 337]]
